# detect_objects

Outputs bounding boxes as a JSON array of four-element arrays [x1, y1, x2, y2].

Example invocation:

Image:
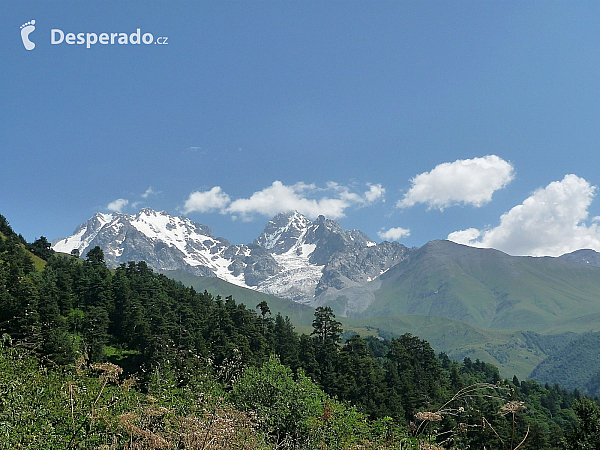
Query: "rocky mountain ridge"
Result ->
[[53, 208, 600, 321], [52, 209, 410, 313], [559, 248, 600, 267]]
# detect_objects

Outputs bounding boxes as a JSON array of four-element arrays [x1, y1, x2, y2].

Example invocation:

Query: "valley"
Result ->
[[52, 208, 600, 386]]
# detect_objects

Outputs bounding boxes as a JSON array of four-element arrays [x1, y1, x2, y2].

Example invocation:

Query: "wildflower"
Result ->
[[420, 444, 445, 450], [416, 411, 443, 422], [500, 401, 526, 415], [91, 362, 123, 384]]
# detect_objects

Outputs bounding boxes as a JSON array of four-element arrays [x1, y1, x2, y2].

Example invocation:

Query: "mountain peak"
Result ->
[[255, 211, 312, 253], [135, 208, 180, 223], [136, 207, 160, 217], [52, 207, 412, 309], [91, 212, 115, 225], [560, 248, 600, 267]]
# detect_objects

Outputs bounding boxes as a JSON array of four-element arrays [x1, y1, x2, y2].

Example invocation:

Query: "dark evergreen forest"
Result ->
[[1, 213, 599, 449]]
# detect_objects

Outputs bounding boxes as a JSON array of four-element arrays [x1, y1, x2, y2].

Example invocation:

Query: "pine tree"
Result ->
[[311, 306, 342, 345], [273, 314, 299, 370], [27, 236, 54, 260], [335, 334, 389, 418]]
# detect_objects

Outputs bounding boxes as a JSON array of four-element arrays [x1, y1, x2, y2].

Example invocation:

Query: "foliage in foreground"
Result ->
[[0, 344, 413, 449], [2, 341, 586, 450], [0, 213, 598, 449]]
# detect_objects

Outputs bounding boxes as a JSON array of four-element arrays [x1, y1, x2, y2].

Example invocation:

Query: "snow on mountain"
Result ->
[[52, 209, 248, 286], [254, 211, 313, 253], [255, 214, 323, 303], [252, 212, 382, 303], [52, 212, 114, 255], [52, 208, 412, 313]]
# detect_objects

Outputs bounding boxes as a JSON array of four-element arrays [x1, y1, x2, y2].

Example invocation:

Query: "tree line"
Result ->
[[1, 213, 599, 449]]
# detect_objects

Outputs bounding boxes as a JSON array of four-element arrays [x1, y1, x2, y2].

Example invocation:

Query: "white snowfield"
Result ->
[[52, 212, 114, 254], [258, 238, 323, 303]]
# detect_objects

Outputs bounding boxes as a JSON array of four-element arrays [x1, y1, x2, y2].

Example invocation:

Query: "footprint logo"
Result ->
[[20, 20, 36, 50]]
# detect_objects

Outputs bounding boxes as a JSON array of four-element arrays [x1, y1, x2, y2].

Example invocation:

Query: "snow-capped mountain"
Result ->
[[52, 209, 411, 314], [51, 209, 278, 287], [255, 211, 313, 254]]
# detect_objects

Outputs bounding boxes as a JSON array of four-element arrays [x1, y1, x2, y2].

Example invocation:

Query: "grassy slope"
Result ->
[[0, 231, 46, 271], [164, 269, 317, 331], [364, 240, 600, 332], [164, 268, 575, 380]]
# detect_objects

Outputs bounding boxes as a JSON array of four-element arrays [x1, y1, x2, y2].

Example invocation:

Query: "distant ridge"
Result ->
[[359, 240, 600, 332], [559, 248, 600, 267], [44, 208, 600, 384], [52, 209, 410, 311]]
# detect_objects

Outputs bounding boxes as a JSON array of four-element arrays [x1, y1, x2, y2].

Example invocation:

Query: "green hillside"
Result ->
[[165, 240, 600, 380], [0, 230, 47, 271], [1, 213, 596, 449], [343, 314, 574, 380], [164, 269, 576, 380], [530, 332, 600, 396], [164, 269, 317, 330], [362, 240, 600, 332], [544, 312, 600, 334]]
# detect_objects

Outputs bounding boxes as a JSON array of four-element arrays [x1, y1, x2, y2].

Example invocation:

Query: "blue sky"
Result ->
[[4, 1, 600, 256]]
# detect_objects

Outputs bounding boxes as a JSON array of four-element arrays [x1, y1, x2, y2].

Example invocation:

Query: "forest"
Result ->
[[1, 213, 599, 449]]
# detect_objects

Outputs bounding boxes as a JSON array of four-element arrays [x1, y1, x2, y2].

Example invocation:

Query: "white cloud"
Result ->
[[448, 174, 600, 256], [183, 181, 384, 220], [446, 228, 481, 245], [227, 181, 368, 220], [378, 226, 411, 241], [326, 182, 385, 206], [183, 186, 231, 214], [107, 198, 129, 213], [397, 155, 515, 210], [141, 187, 159, 198], [365, 183, 386, 203]]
